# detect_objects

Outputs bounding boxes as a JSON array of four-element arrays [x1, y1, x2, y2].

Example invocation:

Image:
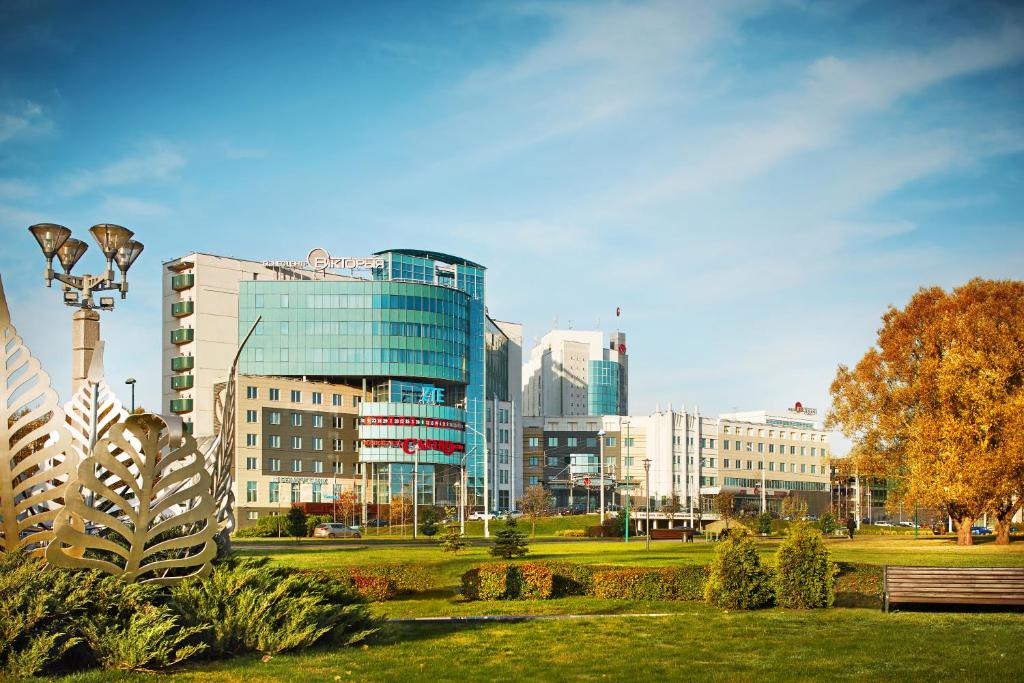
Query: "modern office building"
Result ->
[[521, 404, 831, 521], [164, 248, 519, 526], [522, 329, 628, 417], [486, 317, 524, 511]]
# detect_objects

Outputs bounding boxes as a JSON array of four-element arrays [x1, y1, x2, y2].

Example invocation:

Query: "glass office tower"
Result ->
[[237, 249, 486, 508]]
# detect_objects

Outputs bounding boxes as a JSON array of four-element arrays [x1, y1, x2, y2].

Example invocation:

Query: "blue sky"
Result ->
[[1, 0, 1022, 452]]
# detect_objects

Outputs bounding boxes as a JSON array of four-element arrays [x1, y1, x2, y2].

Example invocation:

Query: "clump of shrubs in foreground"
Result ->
[[461, 523, 840, 611], [0, 554, 377, 679]]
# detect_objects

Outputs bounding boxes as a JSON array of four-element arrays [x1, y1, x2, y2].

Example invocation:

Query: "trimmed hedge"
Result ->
[[461, 563, 555, 600], [592, 566, 707, 601], [555, 529, 585, 537], [313, 563, 433, 601], [350, 575, 395, 602], [461, 562, 706, 602]]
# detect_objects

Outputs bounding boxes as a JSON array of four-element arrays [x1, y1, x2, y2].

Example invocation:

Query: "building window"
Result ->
[[333, 415, 344, 429], [746, 460, 753, 470], [312, 437, 323, 451], [292, 459, 301, 472], [499, 470, 509, 485], [769, 444, 775, 454], [269, 388, 280, 401], [246, 481, 257, 503], [269, 482, 280, 503], [312, 460, 324, 473], [528, 476, 540, 485], [291, 436, 302, 449], [746, 442, 753, 452], [332, 461, 342, 474], [710, 439, 716, 448], [758, 461, 763, 470], [290, 483, 300, 503], [546, 456, 558, 467], [528, 437, 539, 448], [291, 413, 302, 427], [312, 482, 322, 503], [528, 456, 540, 467], [246, 386, 257, 399], [291, 390, 301, 403], [605, 437, 617, 447], [332, 439, 343, 451], [801, 464, 807, 473], [267, 458, 280, 471], [757, 443, 764, 453], [567, 437, 578, 447], [811, 464, 817, 474], [332, 393, 342, 406], [312, 414, 323, 428], [723, 441, 730, 450], [352, 395, 360, 407], [255, 294, 264, 308], [769, 461, 775, 472], [246, 433, 257, 447], [723, 459, 730, 468], [734, 440, 740, 450], [245, 457, 257, 470], [780, 462, 786, 472], [245, 410, 257, 423], [547, 437, 558, 447], [811, 447, 817, 457], [801, 446, 807, 456], [312, 392, 322, 405], [790, 446, 796, 455], [280, 321, 289, 335], [586, 437, 597, 447], [281, 294, 289, 308], [269, 411, 281, 425], [280, 348, 288, 362], [267, 435, 281, 449]]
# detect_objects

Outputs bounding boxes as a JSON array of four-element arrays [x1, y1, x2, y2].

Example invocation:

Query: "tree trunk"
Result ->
[[993, 499, 1021, 545], [953, 516, 974, 546], [995, 519, 1011, 545]]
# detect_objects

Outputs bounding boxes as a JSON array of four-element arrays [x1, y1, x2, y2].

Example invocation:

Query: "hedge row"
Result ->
[[312, 563, 435, 602], [460, 563, 706, 602]]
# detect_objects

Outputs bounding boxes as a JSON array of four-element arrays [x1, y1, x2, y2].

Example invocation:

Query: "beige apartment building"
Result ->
[[232, 374, 364, 526], [163, 252, 353, 437]]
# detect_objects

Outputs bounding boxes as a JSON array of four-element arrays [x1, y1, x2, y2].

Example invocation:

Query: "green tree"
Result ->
[[757, 512, 773, 535], [439, 507, 467, 554], [490, 516, 529, 559], [285, 506, 307, 541], [817, 512, 838, 535], [781, 494, 808, 521], [704, 534, 774, 609]]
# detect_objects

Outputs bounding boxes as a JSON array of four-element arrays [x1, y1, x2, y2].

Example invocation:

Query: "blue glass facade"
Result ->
[[237, 249, 487, 507], [588, 359, 621, 416]]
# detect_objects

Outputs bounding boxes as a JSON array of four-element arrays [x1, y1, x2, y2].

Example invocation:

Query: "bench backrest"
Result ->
[[885, 566, 1024, 605]]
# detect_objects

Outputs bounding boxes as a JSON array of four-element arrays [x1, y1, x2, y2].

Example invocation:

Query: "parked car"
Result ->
[[312, 523, 361, 539], [970, 526, 992, 535], [876, 521, 893, 527], [365, 518, 390, 527], [468, 511, 493, 521]]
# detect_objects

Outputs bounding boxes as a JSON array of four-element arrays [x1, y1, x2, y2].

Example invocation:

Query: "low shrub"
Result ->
[[704, 534, 774, 609], [545, 562, 599, 597], [774, 523, 838, 609], [757, 512, 773, 535], [555, 529, 585, 537], [349, 575, 395, 602], [461, 564, 515, 600], [584, 525, 606, 538], [516, 563, 554, 600], [170, 557, 377, 656], [233, 515, 286, 538], [592, 566, 707, 601]]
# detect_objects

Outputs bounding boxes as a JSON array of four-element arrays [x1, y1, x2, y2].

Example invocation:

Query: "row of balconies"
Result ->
[[170, 267, 194, 417]]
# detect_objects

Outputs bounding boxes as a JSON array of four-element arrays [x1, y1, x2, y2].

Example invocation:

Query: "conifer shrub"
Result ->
[[774, 523, 839, 608], [490, 517, 529, 559], [704, 534, 774, 609]]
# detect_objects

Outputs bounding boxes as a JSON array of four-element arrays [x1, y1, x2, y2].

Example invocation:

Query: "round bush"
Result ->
[[704, 534, 774, 609], [774, 523, 838, 608]]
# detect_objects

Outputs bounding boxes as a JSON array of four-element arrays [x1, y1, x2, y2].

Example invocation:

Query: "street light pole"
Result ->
[[625, 421, 631, 543], [125, 377, 136, 412], [28, 224, 144, 394], [598, 430, 606, 524], [643, 458, 652, 551]]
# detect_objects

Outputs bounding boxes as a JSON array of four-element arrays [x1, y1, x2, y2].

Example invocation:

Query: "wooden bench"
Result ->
[[650, 528, 695, 542], [884, 566, 1024, 612]]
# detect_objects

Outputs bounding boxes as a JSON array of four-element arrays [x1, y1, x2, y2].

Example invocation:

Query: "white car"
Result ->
[[875, 521, 893, 527], [467, 511, 493, 521]]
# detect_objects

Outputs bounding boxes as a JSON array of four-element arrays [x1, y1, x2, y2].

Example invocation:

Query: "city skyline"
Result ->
[[2, 1, 1023, 456]]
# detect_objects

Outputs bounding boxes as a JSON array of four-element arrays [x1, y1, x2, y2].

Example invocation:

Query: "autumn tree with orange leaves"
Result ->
[[827, 279, 1024, 546]]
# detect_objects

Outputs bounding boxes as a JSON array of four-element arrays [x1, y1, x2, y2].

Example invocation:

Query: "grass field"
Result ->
[[50, 534, 1024, 682]]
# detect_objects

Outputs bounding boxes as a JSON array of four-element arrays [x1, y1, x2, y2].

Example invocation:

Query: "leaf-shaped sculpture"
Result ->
[[46, 413, 217, 585], [64, 341, 129, 468], [0, 273, 76, 557], [205, 315, 260, 543]]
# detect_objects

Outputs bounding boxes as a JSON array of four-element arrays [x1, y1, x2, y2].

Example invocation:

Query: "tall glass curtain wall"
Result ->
[[238, 280, 470, 381], [380, 252, 486, 509], [588, 360, 620, 416]]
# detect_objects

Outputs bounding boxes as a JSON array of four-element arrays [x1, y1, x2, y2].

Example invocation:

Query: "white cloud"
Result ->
[[0, 100, 52, 143], [61, 141, 185, 196]]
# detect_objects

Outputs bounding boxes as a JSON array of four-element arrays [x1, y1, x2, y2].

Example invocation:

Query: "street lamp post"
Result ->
[[28, 224, 144, 394], [598, 430, 606, 524], [125, 377, 136, 412], [642, 458, 652, 551]]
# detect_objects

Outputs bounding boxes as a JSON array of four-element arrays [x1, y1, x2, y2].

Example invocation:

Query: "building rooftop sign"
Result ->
[[262, 248, 385, 272], [788, 401, 817, 416]]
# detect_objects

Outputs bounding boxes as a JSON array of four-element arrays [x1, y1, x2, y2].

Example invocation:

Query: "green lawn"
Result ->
[[56, 606, 1024, 682], [49, 535, 1024, 682]]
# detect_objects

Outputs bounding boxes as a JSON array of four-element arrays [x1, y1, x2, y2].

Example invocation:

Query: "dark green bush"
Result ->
[[704, 534, 774, 609], [774, 523, 838, 609], [817, 512, 838, 535], [490, 517, 529, 559], [234, 515, 286, 538], [546, 562, 599, 597], [286, 507, 307, 539], [461, 563, 553, 600], [170, 557, 377, 655], [584, 525, 606, 537], [757, 512, 773, 535]]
